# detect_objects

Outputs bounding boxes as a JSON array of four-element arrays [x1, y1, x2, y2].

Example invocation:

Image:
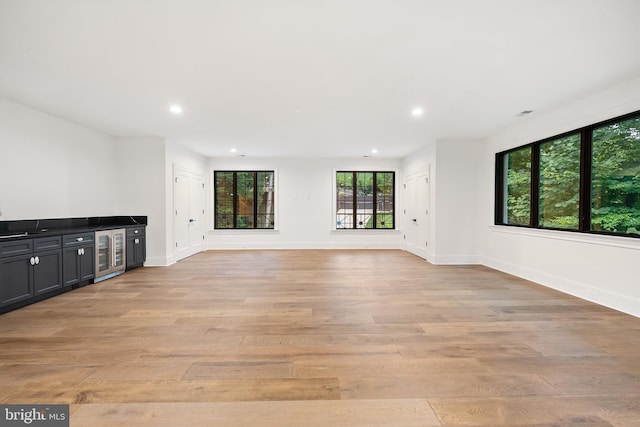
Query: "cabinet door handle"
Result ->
[[35, 256, 40, 265], [77, 237, 84, 242], [135, 238, 139, 244], [81, 248, 85, 255], [134, 230, 139, 234], [30, 257, 35, 266], [112, 235, 117, 267], [78, 248, 83, 256]]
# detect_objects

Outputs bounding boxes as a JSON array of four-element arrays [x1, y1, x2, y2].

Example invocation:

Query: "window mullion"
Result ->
[[353, 172, 358, 229], [372, 172, 378, 229], [530, 144, 540, 228], [252, 172, 258, 229], [580, 128, 593, 232], [232, 172, 238, 229]]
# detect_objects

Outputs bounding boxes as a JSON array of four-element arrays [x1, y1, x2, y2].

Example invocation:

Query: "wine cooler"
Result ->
[[94, 229, 126, 282]]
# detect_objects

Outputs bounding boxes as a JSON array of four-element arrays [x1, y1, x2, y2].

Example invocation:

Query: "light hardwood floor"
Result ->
[[1, 250, 640, 426]]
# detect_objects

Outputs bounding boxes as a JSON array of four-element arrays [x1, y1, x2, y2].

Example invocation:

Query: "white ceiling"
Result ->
[[1, 0, 639, 158]]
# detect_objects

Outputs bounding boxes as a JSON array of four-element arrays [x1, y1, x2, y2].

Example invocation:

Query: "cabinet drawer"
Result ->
[[0, 239, 33, 258], [126, 227, 145, 238], [34, 236, 61, 252], [63, 233, 95, 247]]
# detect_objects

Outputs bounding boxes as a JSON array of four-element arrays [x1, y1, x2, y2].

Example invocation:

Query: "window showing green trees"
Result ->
[[376, 172, 394, 229], [592, 116, 640, 235], [215, 172, 234, 228], [214, 171, 275, 229], [336, 171, 394, 229], [495, 110, 640, 238], [539, 134, 581, 229], [503, 147, 531, 226]]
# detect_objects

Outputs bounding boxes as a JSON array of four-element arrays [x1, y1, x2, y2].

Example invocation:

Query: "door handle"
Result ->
[[189, 219, 196, 223]]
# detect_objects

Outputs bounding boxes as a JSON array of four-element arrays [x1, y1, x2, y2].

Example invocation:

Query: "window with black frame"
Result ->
[[336, 171, 394, 229], [500, 146, 532, 226], [495, 111, 640, 237], [214, 171, 275, 229]]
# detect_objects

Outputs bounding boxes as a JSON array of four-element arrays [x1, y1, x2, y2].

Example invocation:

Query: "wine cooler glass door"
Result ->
[[97, 233, 111, 274], [113, 232, 125, 268]]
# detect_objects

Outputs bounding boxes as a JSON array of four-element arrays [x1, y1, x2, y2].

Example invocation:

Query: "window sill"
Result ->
[[209, 229, 280, 235], [489, 225, 640, 251], [331, 229, 401, 235]]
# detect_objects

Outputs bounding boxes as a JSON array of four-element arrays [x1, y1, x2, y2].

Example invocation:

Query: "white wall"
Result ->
[[478, 75, 640, 317], [115, 136, 168, 267], [433, 139, 482, 264], [402, 139, 481, 264], [0, 98, 117, 220], [207, 157, 404, 249]]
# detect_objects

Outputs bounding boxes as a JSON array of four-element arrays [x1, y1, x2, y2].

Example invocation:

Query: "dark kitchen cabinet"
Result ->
[[62, 233, 95, 287], [32, 237, 63, 296], [126, 226, 146, 270], [0, 236, 62, 307], [0, 252, 33, 306], [1, 215, 148, 314]]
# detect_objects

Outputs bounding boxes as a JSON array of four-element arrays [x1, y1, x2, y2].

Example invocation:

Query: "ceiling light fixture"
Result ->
[[169, 105, 183, 114], [411, 107, 424, 117], [371, 149, 378, 154], [230, 148, 237, 153]]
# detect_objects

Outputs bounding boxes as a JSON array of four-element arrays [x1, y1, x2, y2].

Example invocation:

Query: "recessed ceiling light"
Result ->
[[169, 105, 183, 114], [411, 107, 424, 117], [230, 148, 237, 153], [371, 149, 378, 154]]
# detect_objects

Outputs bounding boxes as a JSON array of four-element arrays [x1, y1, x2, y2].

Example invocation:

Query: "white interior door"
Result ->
[[174, 167, 206, 262], [404, 169, 430, 260]]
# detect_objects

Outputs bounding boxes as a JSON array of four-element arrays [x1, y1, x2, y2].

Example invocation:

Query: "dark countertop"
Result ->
[[0, 216, 147, 241]]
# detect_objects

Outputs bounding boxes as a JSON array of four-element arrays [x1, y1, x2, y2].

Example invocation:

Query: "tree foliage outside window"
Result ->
[[496, 111, 640, 237], [539, 134, 581, 229], [504, 147, 531, 225], [214, 171, 275, 229], [336, 171, 394, 229], [592, 117, 640, 235]]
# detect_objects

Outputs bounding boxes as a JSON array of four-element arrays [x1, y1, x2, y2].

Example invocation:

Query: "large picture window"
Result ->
[[539, 133, 581, 230], [336, 171, 394, 229], [214, 171, 275, 229], [591, 117, 640, 234], [495, 110, 640, 237]]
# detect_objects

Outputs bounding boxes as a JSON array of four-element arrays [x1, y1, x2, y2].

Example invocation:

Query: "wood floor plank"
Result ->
[[70, 399, 441, 427], [339, 373, 559, 399], [183, 361, 293, 379], [1, 249, 640, 425], [292, 355, 488, 377], [430, 395, 640, 426], [6, 378, 341, 404]]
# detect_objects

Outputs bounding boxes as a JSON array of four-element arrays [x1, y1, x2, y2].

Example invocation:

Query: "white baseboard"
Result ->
[[481, 255, 640, 318], [432, 254, 482, 265], [207, 242, 404, 250], [143, 255, 175, 267]]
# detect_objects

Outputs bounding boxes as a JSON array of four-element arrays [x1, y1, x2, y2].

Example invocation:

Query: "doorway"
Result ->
[[173, 167, 206, 262], [404, 168, 430, 260]]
